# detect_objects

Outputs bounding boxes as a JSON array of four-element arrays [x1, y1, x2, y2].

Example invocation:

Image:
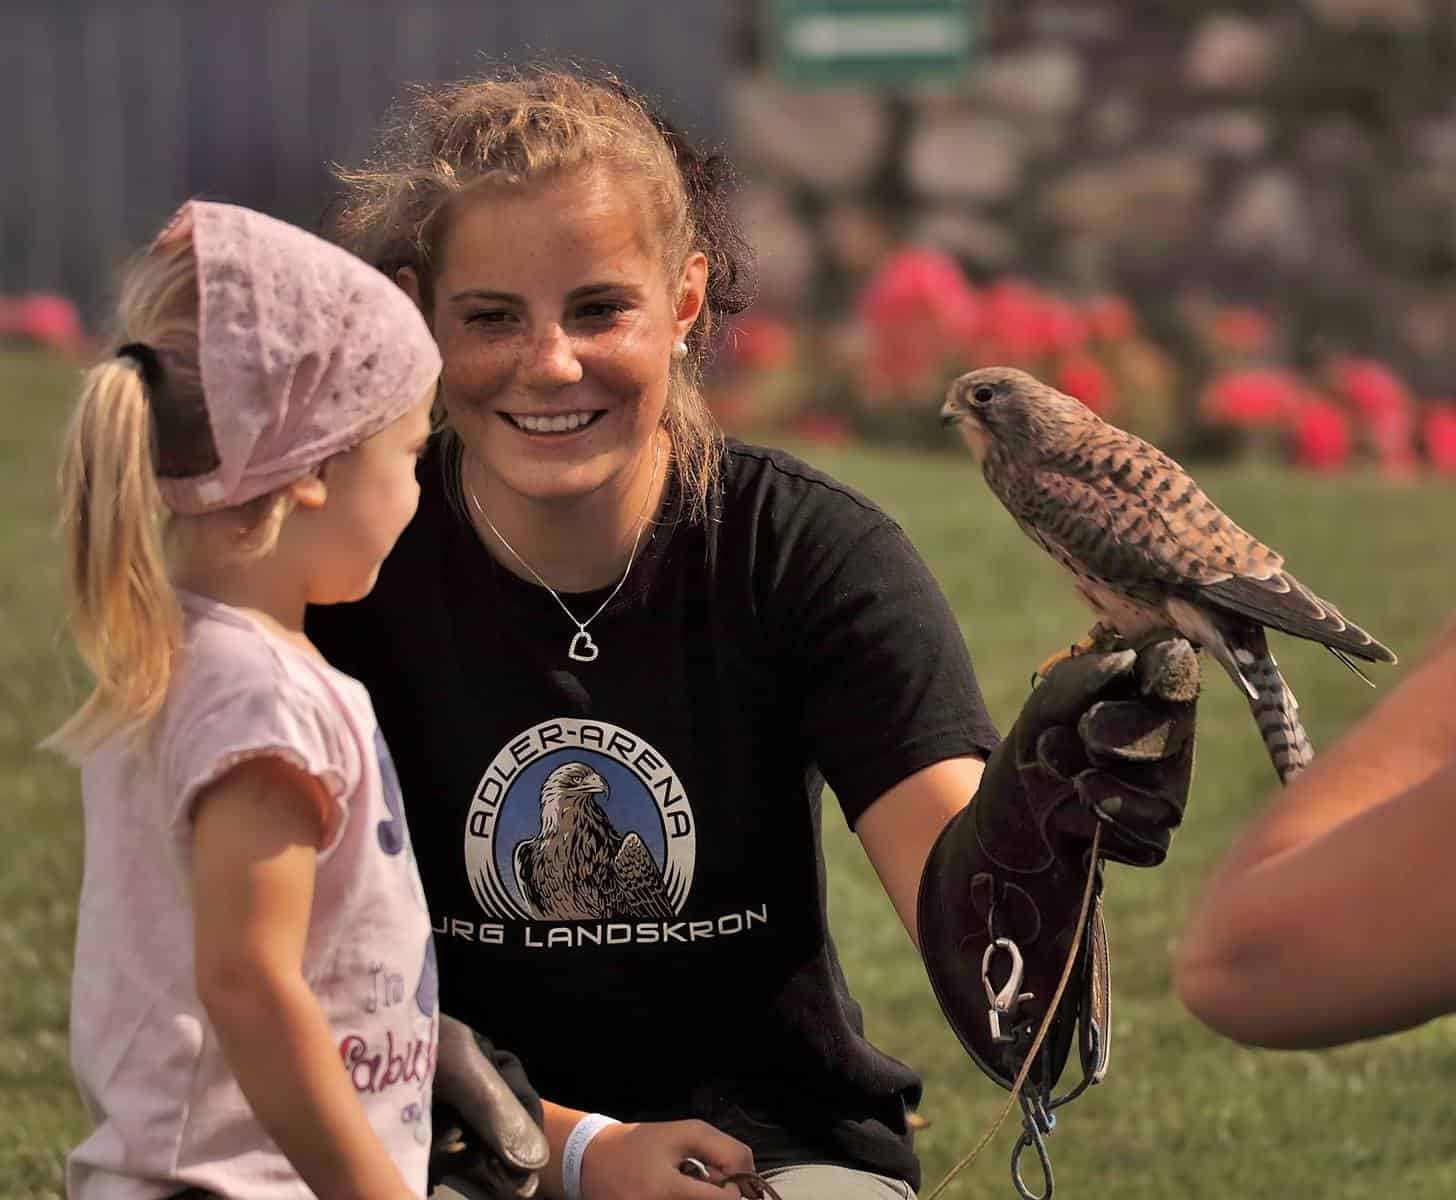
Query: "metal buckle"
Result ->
[[982, 937, 1036, 1044]]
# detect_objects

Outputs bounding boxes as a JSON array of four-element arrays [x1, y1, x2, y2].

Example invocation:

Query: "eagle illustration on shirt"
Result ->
[[512, 761, 675, 920]]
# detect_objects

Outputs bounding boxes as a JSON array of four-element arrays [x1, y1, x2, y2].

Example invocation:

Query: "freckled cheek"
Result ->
[[582, 326, 668, 399], [439, 334, 517, 409]]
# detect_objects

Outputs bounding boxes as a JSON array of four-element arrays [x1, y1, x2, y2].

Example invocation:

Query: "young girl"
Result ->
[[49, 199, 443, 1200]]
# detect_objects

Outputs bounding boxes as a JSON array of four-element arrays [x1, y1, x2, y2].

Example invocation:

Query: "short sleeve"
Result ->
[[159, 673, 356, 849], [774, 513, 1000, 827]]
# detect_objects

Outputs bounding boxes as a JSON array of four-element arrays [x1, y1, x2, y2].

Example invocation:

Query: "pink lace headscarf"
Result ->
[[153, 200, 441, 514]]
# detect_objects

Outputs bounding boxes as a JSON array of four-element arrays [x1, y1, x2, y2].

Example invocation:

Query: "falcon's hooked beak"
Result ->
[[940, 376, 991, 463]]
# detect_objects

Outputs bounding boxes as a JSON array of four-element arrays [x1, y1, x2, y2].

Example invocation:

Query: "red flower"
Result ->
[[1330, 357, 1413, 464], [1290, 396, 1352, 472], [1039, 298, 1089, 356], [1201, 369, 1301, 427], [725, 313, 795, 371], [857, 248, 980, 395], [17, 292, 83, 351], [1423, 407, 1456, 475], [1084, 295, 1135, 343], [1331, 357, 1411, 418], [1055, 353, 1113, 416], [1211, 307, 1273, 354], [977, 278, 1047, 362], [857, 248, 978, 335]]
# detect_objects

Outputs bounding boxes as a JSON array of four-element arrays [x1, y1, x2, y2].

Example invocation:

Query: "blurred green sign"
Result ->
[[769, 0, 976, 86]]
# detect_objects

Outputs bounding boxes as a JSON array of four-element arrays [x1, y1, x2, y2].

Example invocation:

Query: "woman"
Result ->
[[1177, 617, 1456, 1049], [310, 67, 1197, 1200]]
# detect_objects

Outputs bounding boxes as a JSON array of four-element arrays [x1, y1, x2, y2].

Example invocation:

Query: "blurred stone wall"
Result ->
[[730, 0, 1456, 392]]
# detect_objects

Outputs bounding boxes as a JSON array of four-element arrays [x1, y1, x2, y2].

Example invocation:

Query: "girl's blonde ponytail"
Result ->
[[46, 359, 180, 753], [46, 238, 201, 754]]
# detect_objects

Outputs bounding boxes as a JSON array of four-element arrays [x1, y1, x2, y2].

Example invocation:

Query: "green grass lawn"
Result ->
[[5, 345, 1456, 1197]]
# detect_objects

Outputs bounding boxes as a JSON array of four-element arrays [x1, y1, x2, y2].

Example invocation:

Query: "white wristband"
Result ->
[[562, 1112, 619, 1200]]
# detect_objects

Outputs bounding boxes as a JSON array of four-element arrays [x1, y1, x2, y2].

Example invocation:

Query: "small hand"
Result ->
[[580, 1119, 755, 1200]]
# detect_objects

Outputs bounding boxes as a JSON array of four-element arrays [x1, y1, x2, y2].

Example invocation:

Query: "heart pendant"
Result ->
[[568, 630, 599, 662]]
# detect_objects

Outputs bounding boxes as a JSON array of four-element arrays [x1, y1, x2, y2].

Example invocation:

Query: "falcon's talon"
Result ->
[[1034, 631, 1104, 684], [1087, 623, 1127, 653]]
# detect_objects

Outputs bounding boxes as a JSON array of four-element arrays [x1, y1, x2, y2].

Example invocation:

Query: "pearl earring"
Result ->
[[672, 339, 688, 360]]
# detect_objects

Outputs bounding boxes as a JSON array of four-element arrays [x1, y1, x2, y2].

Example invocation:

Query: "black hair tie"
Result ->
[[116, 342, 163, 394]]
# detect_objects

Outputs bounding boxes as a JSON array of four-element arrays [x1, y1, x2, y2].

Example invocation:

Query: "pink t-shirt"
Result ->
[[67, 592, 437, 1199]]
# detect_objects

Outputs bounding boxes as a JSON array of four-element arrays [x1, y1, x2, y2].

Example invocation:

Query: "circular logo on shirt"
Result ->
[[463, 718, 695, 921]]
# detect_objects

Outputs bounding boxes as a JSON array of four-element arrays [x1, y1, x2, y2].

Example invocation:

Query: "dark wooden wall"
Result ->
[[1, 0, 733, 324]]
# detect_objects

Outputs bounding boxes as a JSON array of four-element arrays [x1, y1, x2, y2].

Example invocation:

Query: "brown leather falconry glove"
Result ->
[[428, 1015, 550, 1199], [917, 638, 1199, 1101]]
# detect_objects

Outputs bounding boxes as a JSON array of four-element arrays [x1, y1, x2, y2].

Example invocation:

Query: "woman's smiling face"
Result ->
[[425, 168, 705, 508]]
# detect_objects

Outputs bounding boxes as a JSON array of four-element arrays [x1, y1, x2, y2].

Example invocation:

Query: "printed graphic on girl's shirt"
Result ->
[[465, 718, 696, 921], [376, 728, 408, 856], [377, 728, 431, 913], [334, 731, 438, 1144]]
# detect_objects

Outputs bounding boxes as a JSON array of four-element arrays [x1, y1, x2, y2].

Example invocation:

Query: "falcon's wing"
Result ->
[[1020, 459, 1269, 592], [1195, 574, 1395, 662], [1023, 451, 1392, 661], [610, 834, 675, 921]]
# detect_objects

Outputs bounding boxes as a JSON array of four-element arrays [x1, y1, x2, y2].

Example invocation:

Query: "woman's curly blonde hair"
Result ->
[[327, 64, 755, 522]]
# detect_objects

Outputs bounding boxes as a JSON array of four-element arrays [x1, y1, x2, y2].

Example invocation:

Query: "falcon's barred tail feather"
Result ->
[[1228, 626, 1314, 784]]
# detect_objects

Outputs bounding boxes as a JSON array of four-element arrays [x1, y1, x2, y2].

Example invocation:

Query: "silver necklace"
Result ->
[[464, 440, 660, 664]]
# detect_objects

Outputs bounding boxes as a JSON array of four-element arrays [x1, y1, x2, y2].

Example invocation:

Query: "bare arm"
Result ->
[[1176, 620, 1456, 1048], [192, 756, 420, 1200], [855, 756, 986, 948]]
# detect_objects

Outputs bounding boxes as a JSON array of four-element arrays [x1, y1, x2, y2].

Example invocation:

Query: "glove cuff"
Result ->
[[917, 802, 1109, 1096]]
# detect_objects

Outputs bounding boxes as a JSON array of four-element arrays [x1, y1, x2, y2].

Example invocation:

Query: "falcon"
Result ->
[[512, 761, 675, 920], [941, 366, 1396, 783]]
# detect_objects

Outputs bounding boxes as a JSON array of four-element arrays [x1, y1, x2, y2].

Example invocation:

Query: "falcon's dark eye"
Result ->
[[972, 385, 995, 405]]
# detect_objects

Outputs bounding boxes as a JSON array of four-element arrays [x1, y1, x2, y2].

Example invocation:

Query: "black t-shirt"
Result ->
[[307, 439, 998, 1189]]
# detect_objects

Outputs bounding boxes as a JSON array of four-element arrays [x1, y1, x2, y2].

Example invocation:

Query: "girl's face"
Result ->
[[423, 168, 706, 510], [297, 393, 434, 604]]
